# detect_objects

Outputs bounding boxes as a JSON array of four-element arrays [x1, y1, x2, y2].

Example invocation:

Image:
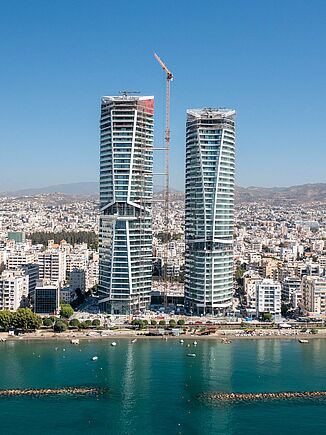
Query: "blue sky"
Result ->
[[0, 0, 325, 191]]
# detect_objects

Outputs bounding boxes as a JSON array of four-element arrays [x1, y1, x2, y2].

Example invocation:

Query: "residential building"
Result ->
[[301, 276, 326, 316], [184, 108, 236, 314], [98, 95, 154, 314], [0, 269, 29, 311], [256, 278, 281, 318], [70, 268, 86, 293], [282, 276, 301, 304], [38, 251, 66, 286]]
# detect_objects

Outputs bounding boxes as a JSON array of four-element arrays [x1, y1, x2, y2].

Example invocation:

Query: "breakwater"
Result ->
[[0, 387, 107, 397], [200, 391, 326, 402]]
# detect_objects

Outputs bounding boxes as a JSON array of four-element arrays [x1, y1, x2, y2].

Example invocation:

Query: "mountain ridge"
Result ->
[[1, 182, 326, 202]]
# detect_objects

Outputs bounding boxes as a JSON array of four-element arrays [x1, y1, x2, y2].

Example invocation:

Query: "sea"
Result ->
[[0, 338, 325, 435]]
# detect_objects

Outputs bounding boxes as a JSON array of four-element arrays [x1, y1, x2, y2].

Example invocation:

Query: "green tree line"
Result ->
[[29, 231, 98, 249], [0, 309, 41, 331]]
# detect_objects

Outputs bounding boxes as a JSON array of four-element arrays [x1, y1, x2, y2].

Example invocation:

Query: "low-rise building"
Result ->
[[34, 280, 60, 315]]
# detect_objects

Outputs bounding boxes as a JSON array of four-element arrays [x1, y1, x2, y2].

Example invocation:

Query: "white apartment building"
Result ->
[[38, 250, 66, 286], [301, 276, 326, 316], [7, 252, 35, 269], [244, 273, 262, 309], [0, 269, 29, 311], [256, 279, 281, 317]]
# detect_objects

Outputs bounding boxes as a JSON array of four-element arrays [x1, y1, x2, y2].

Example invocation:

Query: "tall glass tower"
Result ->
[[99, 95, 154, 314], [185, 108, 236, 315]]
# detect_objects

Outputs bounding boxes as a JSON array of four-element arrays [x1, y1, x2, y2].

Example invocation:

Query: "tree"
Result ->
[[12, 308, 42, 330], [54, 320, 67, 333], [60, 304, 74, 319], [159, 320, 166, 326], [169, 320, 177, 328], [43, 318, 54, 327], [92, 319, 101, 327], [281, 303, 289, 316], [150, 319, 157, 326], [131, 319, 144, 329], [84, 320, 92, 327], [69, 319, 80, 328], [262, 312, 273, 322], [310, 328, 318, 335], [0, 310, 13, 331], [177, 319, 185, 326]]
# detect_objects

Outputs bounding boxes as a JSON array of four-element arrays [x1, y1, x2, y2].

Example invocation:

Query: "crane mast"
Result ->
[[154, 53, 173, 309]]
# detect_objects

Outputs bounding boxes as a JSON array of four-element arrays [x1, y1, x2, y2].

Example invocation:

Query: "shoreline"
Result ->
[[1, 330, 326, 342]]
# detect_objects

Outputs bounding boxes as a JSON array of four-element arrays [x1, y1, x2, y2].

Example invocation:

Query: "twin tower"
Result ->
[[98, 95, 236, 316]]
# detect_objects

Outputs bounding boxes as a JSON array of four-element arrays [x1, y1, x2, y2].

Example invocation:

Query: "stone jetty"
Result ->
[[0, 387, 107, 397], [200, 391, 326, 402]]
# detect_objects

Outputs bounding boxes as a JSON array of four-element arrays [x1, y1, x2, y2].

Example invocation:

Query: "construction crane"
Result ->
[[154, 52, 173, 309]]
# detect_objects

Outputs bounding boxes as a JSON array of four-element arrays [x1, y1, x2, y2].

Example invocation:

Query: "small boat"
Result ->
[[180, 339, 184, 344], [221, 338, 231, 344], [70, 339, 79, 345], [193, 341, 198, 346], [131, 338, 137, 344], [187, 353, 196, 358], [111, 342, 117, 347], [298, 339, 309, 344], [91, 356, 98, 361], [0, 338, 6, 342]]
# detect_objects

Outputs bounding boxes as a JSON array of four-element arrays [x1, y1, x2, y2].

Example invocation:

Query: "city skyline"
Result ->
[[1, 0, 326, 191]]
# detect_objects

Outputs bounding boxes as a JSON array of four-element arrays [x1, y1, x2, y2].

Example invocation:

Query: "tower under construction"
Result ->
[[98, 95, 154, 314]]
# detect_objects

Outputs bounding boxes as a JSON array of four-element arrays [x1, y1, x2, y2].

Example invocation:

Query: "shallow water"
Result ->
[[0, 338, 325, 434]]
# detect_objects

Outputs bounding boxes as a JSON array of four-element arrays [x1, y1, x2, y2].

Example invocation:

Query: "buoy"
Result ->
[[91, 356, 98, 361], [193, 341, 197, 346], [180, 339, 184, 344]]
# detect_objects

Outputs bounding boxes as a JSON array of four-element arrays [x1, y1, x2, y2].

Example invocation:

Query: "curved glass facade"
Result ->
[[185, 108, 235, 315], [99, 96, 154, 314]]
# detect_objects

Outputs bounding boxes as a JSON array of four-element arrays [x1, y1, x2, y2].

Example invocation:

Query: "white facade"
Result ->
[[256, 279, 281, 317], [0, 269, 29, 311], [99, 95, 154, 314], [185, 108, 236, 314], [38, 250, 66, 286], [301, 276, 326, 316]]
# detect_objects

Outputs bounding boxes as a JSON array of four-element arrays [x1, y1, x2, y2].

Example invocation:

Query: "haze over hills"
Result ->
[[1, 182, 326, 202], [235, 183, 326, 203]]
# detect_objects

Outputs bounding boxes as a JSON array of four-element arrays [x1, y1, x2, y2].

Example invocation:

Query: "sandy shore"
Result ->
[[1, 330, 326, 342]]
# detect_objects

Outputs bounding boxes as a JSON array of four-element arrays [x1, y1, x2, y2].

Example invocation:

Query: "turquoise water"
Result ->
[[0, 338, 325, 435]]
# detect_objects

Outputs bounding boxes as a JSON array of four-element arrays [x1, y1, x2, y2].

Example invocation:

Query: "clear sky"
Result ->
[[0, 0, 325, 191]]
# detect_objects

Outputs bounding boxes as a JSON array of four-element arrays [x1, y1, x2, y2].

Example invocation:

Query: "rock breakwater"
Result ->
[[200, 391, 326, 402], [0, 387, 107, 397]]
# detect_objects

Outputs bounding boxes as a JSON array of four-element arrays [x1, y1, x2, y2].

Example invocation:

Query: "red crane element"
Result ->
[[154, 53, 173, 309]]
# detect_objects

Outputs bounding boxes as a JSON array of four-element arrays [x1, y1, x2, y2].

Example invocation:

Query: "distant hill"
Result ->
[[2, 182, 179, 197], [235, 183, 326, 203], [4, 182, 99, 196], [2, 182, 326, 202]]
